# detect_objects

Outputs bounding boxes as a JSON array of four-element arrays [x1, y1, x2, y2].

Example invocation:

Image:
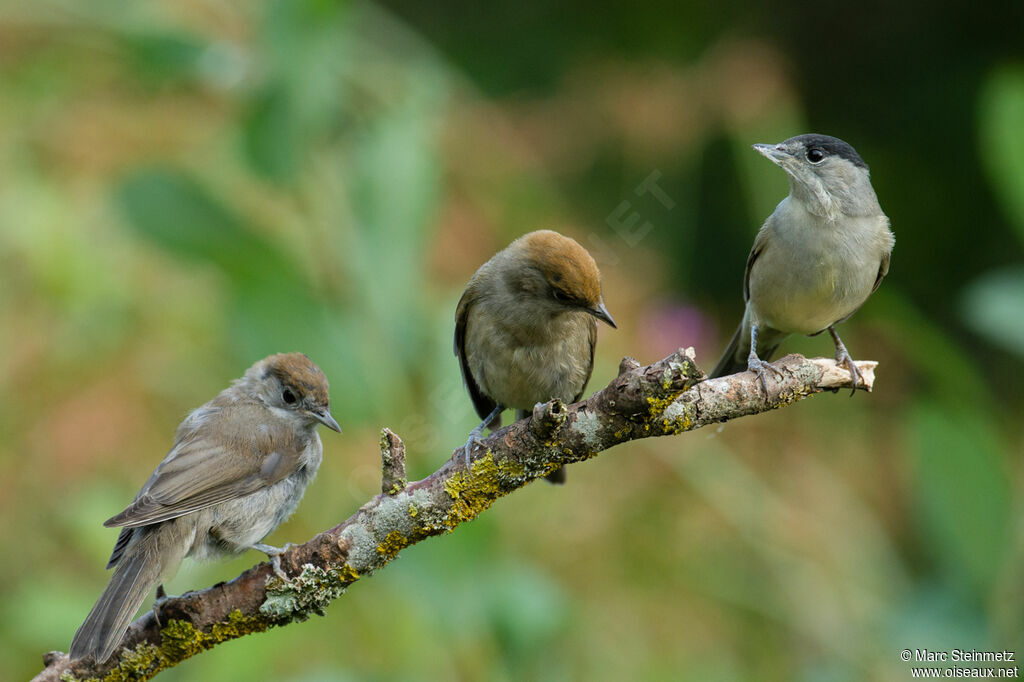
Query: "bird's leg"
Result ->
[[461, 405, 504, 469], [746, 324, 785, 394], [251, 542, 297, 581], [828, 326, 862, 395]]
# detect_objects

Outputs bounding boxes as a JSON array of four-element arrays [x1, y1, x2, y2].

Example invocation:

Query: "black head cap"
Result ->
[[784, 134, 868, 170]]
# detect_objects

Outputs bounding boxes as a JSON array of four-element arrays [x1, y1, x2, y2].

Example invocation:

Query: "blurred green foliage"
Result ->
[[1, 1, 1021, 680]]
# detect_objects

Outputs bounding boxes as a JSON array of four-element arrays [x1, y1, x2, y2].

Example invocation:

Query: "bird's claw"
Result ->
[[253, 542, 296, 582], [828, 326, 863, 396], [747, 356, 785, 395], [835, 349, 862, 396], [270, 555, 289, 582], [461, 435, 485, 471], [461, 406, 502, 475]]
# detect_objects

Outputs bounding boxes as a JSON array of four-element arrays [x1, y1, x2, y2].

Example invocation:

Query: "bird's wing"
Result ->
[[742, 225, 771, 303], [104, 405, 305, 528], [871, 248, 890, 294], [454, 285, 497, 420]]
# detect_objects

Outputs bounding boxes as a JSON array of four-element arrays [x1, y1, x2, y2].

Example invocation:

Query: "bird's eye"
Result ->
[[552, 289, 572, 304], [806, 148, 826, 164], [282, 388, 297, 404]]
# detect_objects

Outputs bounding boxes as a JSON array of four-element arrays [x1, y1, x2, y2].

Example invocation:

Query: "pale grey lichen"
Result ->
[[405, 488, 445, 529], [338, 523, 379, 572], [260, 564, 348, 622], [372, 492, 421, 539], [573, 410, 603, 450]]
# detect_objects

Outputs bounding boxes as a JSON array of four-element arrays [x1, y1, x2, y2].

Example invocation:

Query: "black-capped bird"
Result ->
[[711, 134, 894, 393]]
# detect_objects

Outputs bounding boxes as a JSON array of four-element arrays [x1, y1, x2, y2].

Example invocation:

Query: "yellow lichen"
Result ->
[[161, 610, 267, 660], [74, 610, 269, 682], [408, 503, 418, 518], [774, 385, 814, 406], [645, 391, 699, 435], [376, 530, 410, 560], [661, 413, 694, 434], [441, 452, 528, 528], [443, 455, 502, 526], [337, 563, 360, 583], [645, 395, 678, 416]]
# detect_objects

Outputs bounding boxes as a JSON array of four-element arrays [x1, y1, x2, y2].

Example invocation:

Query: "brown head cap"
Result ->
[[258, 352, 331, 407], [513, 229, 603, 306]]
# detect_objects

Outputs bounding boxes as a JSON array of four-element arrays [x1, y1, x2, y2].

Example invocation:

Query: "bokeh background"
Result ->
[[3, 1, 1023, 680]]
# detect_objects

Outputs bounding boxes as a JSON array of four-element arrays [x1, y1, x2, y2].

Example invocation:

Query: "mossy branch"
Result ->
[[34, 349, 875, 681]]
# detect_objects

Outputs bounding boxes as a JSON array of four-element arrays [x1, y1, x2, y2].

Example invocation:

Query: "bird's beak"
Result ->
[[314, 410, 342, 433], [752, 142, 793, 167], [587, 301, 617, 328]]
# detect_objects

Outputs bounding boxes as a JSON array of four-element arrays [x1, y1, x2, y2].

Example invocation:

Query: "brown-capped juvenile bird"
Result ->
[[69, 353, 341, 663], [710, 134, 894, 393], [455, 230, 616, 484]]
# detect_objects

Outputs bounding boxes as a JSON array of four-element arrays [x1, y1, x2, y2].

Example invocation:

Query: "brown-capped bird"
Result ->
[[455, 230, 616, 483], [69, 353, 341, 663]]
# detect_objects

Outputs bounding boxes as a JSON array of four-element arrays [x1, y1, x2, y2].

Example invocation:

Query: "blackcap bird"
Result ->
[[455, 229, 616, 484], [710, 134, 894, 393], [69, 352, 341, 663]]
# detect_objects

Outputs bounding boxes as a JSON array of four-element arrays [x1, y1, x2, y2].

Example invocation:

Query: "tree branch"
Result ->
[[35, 350, 876, 681]]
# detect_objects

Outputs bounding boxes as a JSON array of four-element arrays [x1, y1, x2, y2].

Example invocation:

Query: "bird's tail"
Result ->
[[709, 318, 784, 379], [70, 540, 163, 663], [543, 466, 567, 485], [709, 322, 746, 379]]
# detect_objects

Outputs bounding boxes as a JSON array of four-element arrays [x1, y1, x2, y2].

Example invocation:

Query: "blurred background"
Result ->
[[2, 1, 1023, 680]]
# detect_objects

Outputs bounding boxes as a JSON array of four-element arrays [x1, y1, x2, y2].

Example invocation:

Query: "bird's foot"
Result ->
[[461, 405, 503, 474], [828, 326, 862, 396], [252, 542, 297, 582], [747, 356, 786, 395], [461, 433, 485, 471], [834, 348, 863, 396]]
